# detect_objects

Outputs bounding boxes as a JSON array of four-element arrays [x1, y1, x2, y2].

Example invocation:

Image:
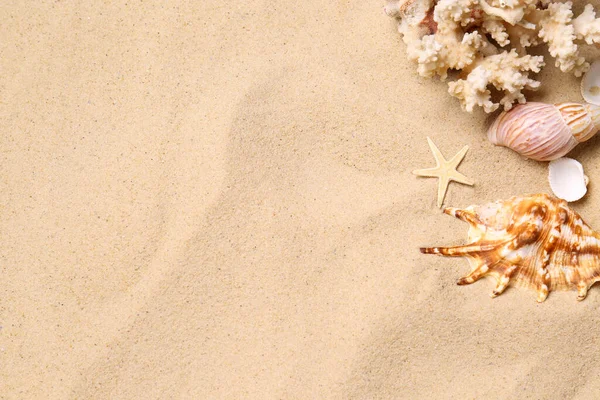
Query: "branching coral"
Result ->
[[538, 2, 586, 75], [385, 0, 600, 112], [573, 4, 600, 44], [448, 50, 543, 112]]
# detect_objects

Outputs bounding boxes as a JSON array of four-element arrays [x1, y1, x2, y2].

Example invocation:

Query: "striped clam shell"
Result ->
[[487, 102, 600, 161], [420, 194, 600, 302]]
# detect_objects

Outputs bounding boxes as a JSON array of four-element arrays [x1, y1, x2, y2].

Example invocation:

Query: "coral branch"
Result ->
[[387, 0, 600, 112], [573, 4, 600, 45]]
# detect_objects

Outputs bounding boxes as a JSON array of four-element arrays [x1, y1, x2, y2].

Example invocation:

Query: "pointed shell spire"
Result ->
[[556, 103, 600, 143], [487, 102, 600, 161]]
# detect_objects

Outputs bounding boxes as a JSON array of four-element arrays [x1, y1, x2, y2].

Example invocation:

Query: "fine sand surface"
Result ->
[[3, 1, 600, 398]]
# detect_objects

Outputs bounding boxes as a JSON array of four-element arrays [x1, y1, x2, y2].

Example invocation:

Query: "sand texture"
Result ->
[[3, 0, 600, 398]]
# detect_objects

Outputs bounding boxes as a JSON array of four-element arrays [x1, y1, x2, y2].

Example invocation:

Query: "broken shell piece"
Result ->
[[548, 158, 588, 202], [582, 60, 600, 106]]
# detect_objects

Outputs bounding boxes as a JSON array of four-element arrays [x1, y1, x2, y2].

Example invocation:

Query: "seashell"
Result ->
[[384, 0, 419, 17], [581, 59, 600, 106], [420, 194, 600, 302], [487, 102, 600, 161], [386, 0, 436, 33], [548, 157, 588, 202]]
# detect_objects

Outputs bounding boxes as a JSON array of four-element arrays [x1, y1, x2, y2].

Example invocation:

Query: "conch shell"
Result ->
[[487, 102, 600, 161], [420, 194, 600, 302]]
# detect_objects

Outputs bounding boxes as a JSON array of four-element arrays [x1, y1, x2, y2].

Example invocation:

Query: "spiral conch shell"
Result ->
[[420, 194, 600, 302], [487, 102, 600, 161]]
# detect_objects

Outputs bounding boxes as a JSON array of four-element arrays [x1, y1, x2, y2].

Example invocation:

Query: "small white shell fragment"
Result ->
[[582, 60, 600, 106], [548, 158, 588, 202]]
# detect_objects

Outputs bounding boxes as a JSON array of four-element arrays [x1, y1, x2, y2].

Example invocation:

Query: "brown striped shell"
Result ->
[[487, 102, 600, 161], [420, 194, 600, 302]]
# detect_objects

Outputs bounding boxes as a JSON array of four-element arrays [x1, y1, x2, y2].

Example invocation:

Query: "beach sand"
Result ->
[[3, 0, 600, 398]]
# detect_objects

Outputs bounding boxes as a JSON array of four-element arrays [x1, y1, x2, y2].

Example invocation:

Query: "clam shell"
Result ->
[[548, 157, 587, 202], [420, 194, 600, 302], [581, 59, 600, 106]]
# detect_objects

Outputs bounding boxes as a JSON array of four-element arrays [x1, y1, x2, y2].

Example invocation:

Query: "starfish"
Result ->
[[413, 137, 474, 208]]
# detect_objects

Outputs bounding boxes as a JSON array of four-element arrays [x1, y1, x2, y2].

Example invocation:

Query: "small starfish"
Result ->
[[413, 137, 474, 208]]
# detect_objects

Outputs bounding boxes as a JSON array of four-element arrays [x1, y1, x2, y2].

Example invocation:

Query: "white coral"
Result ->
[[448, 50, 543, 112], [434, 0, 477, 28], [573, 4, 600, 45], [387, 0, 600, 112], [448, 66, 497, 113], [482, 19, 509, 47], [538, 2, 587, 76]]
